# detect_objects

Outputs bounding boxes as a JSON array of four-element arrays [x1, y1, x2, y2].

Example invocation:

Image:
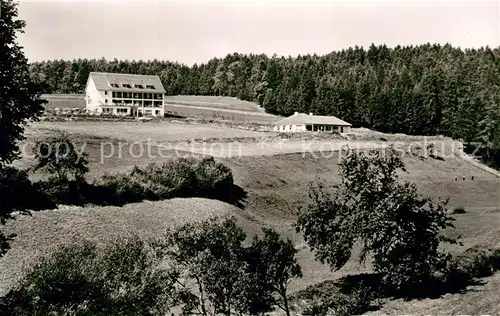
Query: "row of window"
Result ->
[[108, 99, 162, 107], [109, 83, 156, 90], [107, 92, 163, 99], [102, 108, 161, 116], [102, 108, 130, 114]]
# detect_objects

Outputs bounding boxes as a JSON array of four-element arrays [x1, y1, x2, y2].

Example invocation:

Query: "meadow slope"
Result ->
[[2, 123, 499, 314], [0, 198, 262, 296], [163, 95, 268, 113]]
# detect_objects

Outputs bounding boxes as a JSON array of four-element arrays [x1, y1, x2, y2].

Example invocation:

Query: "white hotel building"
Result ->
[[84, 72, 165, 117]]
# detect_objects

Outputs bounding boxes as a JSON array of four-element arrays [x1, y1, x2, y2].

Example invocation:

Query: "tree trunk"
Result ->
[[195, 276, 208, 316], [280, 285, 291, 316]]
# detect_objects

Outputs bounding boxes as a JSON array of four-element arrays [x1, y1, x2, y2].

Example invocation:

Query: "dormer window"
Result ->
[[122, 84, 132, 88], [110, 83, 119, 88], [146, 85, 155, 89], [135, 84, 144, 89]]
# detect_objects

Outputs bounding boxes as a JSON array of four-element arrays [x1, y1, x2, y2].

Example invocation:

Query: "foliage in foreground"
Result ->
[[2, 217, 302, 316], [157, 216, 302, 316], [33, 133, 89, 182], [442, 245, 500, 290], [0, 0, 45, 166], [0, 0, 45, 259], [296, 147, 456, 292], [1, 236, 175, 316], [99, 156, 234, 203]]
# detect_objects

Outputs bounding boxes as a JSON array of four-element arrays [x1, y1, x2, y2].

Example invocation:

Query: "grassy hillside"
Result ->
[[0, 198, 262, 296], [164, 95, 267, 113], [20, 124, 499, 224], [221, 151, 499, 222], [41, 94, 85, 109], [164, 103, 279, 123], [3, 125, 500, 313]]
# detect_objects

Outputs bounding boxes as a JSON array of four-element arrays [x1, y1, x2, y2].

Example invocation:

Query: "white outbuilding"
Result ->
[[273, 112, 351, 133]]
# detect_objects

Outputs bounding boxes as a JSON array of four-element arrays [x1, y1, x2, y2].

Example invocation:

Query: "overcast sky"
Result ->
[[17, 0, 500, 65]]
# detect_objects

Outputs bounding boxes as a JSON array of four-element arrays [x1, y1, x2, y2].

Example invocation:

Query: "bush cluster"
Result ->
[[1, 236, 173, 316], [296, 282, 377, 316], [29, 134, 236, 207], [33, 154, 235, 207], [442, 245, 500, 288], [97, 157, 234, 203], [0, 166, 54, 214], [1, 217, 302, 316], [33, 134, 89, 182]]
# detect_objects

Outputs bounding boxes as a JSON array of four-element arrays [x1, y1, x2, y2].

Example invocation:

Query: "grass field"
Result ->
[[2, 122, 499, 313], [41, 94, 86, 109], [164, 95, 267, 113], [164, 103, 279, 123], [26, 121, 444, 158], [28, 121, 273, 143]]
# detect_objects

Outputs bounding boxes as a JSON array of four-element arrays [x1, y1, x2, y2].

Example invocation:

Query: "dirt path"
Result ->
[[159, 139, 391, 158]]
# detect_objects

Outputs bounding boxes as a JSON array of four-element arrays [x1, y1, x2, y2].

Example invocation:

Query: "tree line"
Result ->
[[30, 45, 500, 167]]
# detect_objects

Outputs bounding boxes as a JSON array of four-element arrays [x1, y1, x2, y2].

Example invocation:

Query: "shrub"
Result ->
[[33, 157, 236, 207], [2, 236, 174, 316], [35, 178, 124, 207], [33, 133, 89, 182], [98, 157, 233, 203], [159, 216, 265, 316], [443, 245, 500, 287], [193, 156, 234, 198], [297, 284, 377, 316], [35, 178, 88, 206], [0, 166, 54, 215], [451, 207, 466, 214], [3, 241, 104, 315]]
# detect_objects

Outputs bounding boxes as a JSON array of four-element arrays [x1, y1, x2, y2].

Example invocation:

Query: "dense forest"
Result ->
[[29, 44, 500, 167]]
